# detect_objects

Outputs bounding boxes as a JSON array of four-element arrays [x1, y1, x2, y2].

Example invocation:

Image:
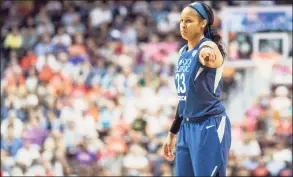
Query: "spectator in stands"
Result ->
[[3, 27, 23, 50]]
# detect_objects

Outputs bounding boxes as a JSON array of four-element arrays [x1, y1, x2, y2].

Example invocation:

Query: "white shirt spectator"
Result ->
[[11, 167, 24, 176], [123, 144, 148, 170], [145, 114, 168, 137], [36, 21, 55, 36], [52, 33, 72, 47], [266, 160, 286, 176], [72, 97, 88, 112], [271, 86, 291, 117], [60, 62, 76, 78], [123, 154, 149, 170], [36, 53, 60, 72], [57, 52, 77, 78], [121, 25, 137, 46], [167, 7, 181, 30], [26, 164, 46, 176], [53, 161, 64, 176], [15, 144, 40, 167], [65, 16, 86, 35], [231, 139, 261, 157], [59, 106, 75, 125], [26, 76, 38, 93], [63, 127, 82, 149], [132, 1, 150, 15], [26, 94, 39, 107], [122, 97, 137, 125], [157, 17, 173, 33], [136, 87, 160, 113], [273, 148, 292, 162], [1, 113, 23, 138], [61, 7, 79, 26], [89, 6, 112, 28], [75, 114, 97, 138], [157, 81, 177, 106], [46, 1, 62, 13], [61, 107, 96, 138]]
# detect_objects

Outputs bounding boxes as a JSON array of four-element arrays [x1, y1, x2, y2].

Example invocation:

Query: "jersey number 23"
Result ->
[[175, 73, 186, 94]]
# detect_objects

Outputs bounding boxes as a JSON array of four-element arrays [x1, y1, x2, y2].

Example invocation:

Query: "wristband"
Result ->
[[169, 104, 182, 134], [170, 117, 182, 134]]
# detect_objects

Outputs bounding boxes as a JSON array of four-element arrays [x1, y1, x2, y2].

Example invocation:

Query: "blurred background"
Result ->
[[0, 0, 292, 176]]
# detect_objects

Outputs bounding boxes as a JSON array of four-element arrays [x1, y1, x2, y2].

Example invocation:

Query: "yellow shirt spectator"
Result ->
[[4, 30, 23, 49]]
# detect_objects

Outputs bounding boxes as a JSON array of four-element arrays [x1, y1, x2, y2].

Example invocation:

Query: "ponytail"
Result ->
[[201, 3, 227, 58], [206, 26, 227, 57]]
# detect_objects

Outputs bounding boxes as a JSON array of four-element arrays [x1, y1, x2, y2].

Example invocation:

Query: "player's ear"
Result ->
[[201, 19, 207, 29]]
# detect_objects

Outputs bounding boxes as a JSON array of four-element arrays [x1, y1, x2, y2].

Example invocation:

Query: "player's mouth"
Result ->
[[181, 31, 187, 35]]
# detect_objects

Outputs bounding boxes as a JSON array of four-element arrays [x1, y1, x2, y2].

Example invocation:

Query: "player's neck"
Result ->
[[187, 35, 205, 52]]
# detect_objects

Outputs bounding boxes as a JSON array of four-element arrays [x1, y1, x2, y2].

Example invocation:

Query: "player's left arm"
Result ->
[[198, 41, 224, 68]]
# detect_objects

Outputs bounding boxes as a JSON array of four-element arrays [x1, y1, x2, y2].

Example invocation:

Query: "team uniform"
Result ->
[[174, 37, 232, 176]]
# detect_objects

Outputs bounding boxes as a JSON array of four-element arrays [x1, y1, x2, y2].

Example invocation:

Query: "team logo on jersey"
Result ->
[[192, 50, 198, 57], [177, 58, 192, 73]]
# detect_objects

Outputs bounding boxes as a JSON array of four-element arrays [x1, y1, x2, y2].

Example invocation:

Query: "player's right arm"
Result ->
[[163, 103, 182, 161]]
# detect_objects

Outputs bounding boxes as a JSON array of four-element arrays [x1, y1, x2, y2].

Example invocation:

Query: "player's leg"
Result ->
[[188, 115, 231, 176], [217, 115, 232, 176], [175, 122, 194, 176]]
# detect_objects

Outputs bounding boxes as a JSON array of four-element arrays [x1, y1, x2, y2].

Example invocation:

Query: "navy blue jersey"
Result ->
[[175, 38, 225, 119]]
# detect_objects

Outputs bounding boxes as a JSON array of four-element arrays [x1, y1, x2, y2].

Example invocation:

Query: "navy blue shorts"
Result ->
[[175, 113, 232, 176]]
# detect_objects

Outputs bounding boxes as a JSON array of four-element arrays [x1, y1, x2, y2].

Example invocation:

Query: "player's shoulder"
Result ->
[[199, 40, 218, 49], [199, 40, 223, 59]]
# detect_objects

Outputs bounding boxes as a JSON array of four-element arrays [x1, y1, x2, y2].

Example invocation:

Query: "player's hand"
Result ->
[[162, 132, 177, 161], [199, 47, 216, 64]]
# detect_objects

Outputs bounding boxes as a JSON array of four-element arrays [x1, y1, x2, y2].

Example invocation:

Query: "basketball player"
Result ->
[[162, 2, 232, 176]]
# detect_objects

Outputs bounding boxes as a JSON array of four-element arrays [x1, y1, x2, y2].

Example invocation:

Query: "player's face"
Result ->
[[180, 7, 207, 41]]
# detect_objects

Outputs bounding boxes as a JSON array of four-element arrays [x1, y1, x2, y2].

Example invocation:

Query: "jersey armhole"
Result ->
[[179, 45, 187, 55]]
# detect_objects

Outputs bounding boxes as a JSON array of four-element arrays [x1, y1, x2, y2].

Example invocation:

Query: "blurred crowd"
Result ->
[[1, 0, 292, 176], [227, 84, 292, 176]]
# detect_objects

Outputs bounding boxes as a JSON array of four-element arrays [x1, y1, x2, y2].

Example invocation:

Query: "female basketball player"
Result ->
[[162, 2, 231, 176]]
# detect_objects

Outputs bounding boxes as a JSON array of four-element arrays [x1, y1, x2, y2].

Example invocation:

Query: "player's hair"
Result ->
[[201, 2, 227, 57]]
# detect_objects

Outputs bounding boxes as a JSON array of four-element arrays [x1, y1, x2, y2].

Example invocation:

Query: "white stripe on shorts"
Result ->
[[217, 116, 226, 143], [211, 165, 218, 176]]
